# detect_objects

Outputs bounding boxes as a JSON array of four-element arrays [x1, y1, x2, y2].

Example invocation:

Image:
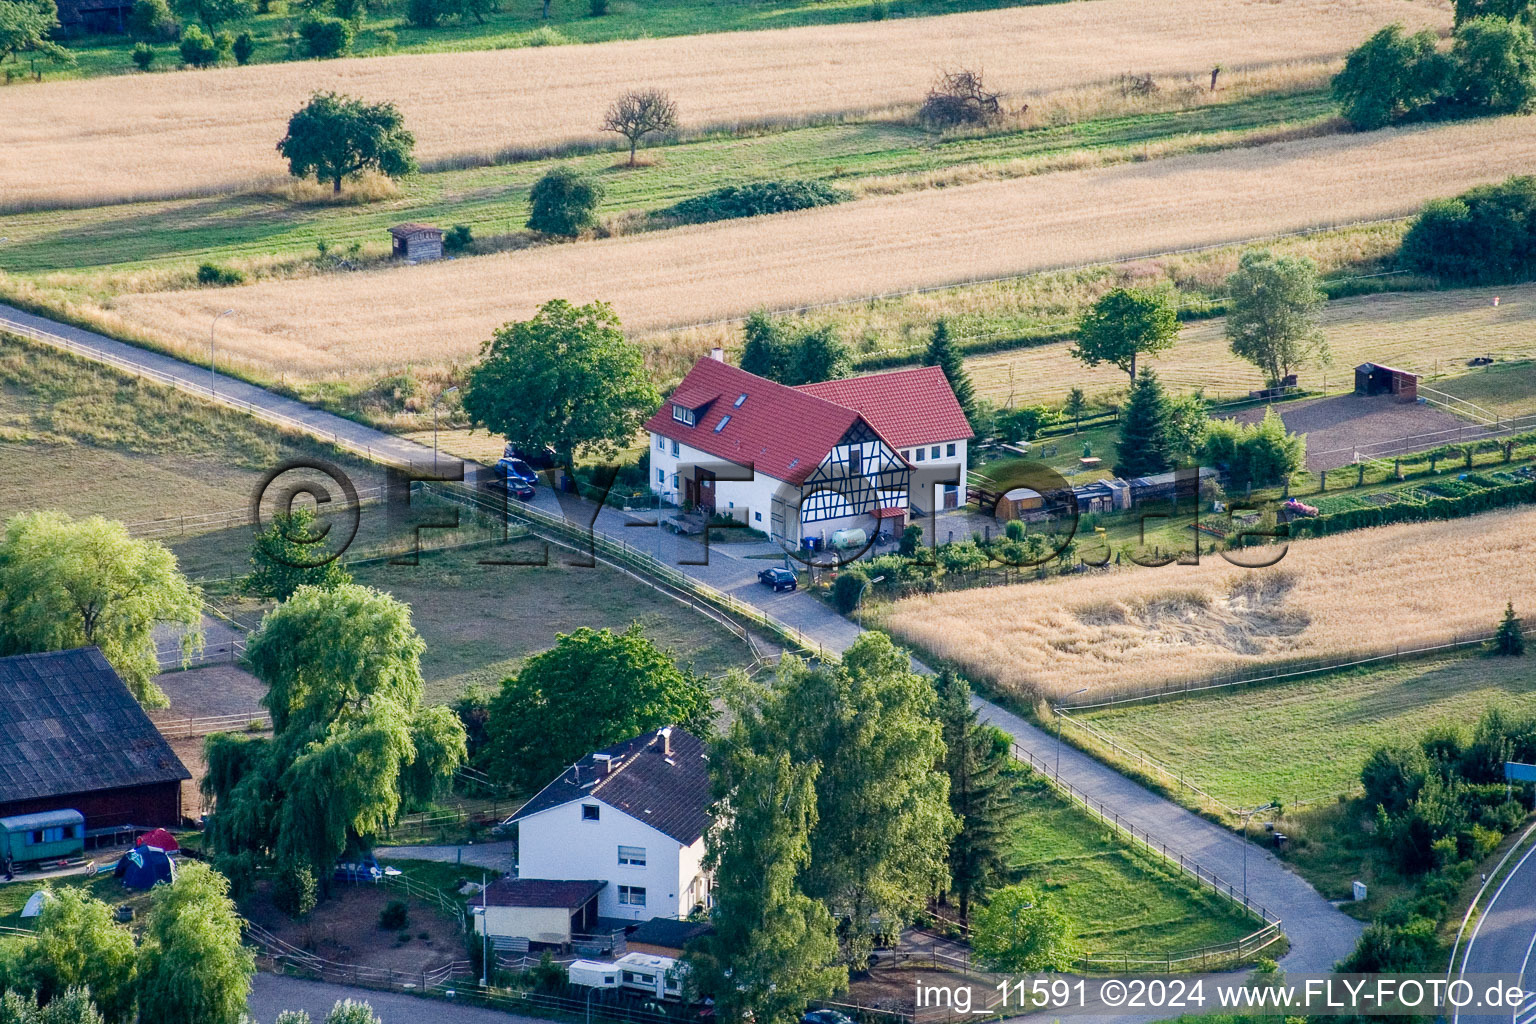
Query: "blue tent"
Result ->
[[114, 847, 175, 890]]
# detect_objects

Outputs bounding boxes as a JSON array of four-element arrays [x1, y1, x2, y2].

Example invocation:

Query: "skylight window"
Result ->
[[788, 458, 800, 470], [714, 415, 731, 432], [734, 393, 748, 407]]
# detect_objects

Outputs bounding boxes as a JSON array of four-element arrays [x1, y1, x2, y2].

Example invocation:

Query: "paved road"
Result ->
[[4, 305, 1361, 972], [249, 974, 541, 1024], [1455, 833, 1536, 1024]]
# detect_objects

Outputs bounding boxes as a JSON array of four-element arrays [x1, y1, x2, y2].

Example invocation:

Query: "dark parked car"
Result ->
[[496, 456, 539, 485], [503, 443, 559, 470], [480, 465, 536, 501], [758, 567, 798, 592]]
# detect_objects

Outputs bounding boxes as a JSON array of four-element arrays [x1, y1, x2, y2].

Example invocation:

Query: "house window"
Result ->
[[672, 405, 696, 426], [714, 415, 731, 433], [656, 435, 664, 450], [657, 469, 665, 484], [755, 511, 762, 522], [947, 443, 957, 457], [931, 446, 941, 459], [618, 885, 647, 906], [670, 473, 678, 487], [618, 845, 647, 867], [582, 804, 600, 821], [671, 440, 680, 457], [901, 450, 910, 460], [848, 448, 862, 477], [28, 826, 69, 845], [915, 449, 926, 461]]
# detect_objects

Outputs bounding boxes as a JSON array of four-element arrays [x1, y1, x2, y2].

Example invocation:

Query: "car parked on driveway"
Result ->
[[758, 567, 798, 592], [503, 443, 559, 470], [496, 456, 539, 485]]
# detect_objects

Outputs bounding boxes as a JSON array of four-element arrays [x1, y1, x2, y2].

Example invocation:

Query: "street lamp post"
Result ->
[[209, 309, 234, 397], [1054, 686, 1088, 777], [1239, 803, 1275, 910], [856, 575, 886, 628], [433, 385, 459, 474], [479, 870, 490, 988], [585, 984, 599, 1024]]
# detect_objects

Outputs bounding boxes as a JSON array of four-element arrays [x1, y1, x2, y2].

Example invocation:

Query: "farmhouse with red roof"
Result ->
[[644, 353, 973, 547]]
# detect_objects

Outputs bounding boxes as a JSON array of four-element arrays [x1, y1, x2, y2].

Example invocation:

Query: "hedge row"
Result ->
[[1288, 477, 1536, 537]]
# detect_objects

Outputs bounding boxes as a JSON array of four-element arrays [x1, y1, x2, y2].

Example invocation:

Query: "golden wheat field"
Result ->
[[967, 282, 1536, 405], [0, 0, 1448, 210], [883, 507, 1536, 703], [96, 115, 1536, 381]]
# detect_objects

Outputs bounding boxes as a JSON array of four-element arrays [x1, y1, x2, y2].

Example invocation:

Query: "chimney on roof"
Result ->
[[594, 752, 613, 776], [658, 726, 673, 757], [708, 347, 724, 362]]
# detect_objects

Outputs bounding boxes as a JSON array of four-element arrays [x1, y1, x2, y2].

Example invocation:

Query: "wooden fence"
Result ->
[[149, 710, 271, 738]]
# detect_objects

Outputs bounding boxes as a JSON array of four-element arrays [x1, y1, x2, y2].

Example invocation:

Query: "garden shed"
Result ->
[[1354, 362, 1419, 403], [388, 223, 444, 263]]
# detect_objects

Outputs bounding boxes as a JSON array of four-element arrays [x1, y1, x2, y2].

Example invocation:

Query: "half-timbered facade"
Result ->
[[644, 355, 970, 548]]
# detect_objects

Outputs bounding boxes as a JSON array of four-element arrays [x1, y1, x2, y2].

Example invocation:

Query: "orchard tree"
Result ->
[[204, 584, 466, 890], [972, 883, 1079, 972], [1071, 288, 1178, 382], [244, 507, 353, 601], [0, 0, 75, 77], [277, 92, 416, 194], [937, 672, 1018, 921], [925, 320, 977, 422], [1225, 249, 1328, 388], [527, 166, 604, 237], [687, 744, 845, 1024], [0, 511, 202, 707], [601, 88, 679, 166], [481, 625, 712, 791], [462, 299, 660, 465], [1332, 24, 1449, 129], [137, 863, 256, 1024]]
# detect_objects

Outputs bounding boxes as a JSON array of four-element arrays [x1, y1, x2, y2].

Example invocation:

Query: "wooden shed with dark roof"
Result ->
[[388, 223, 444, 263], [0, 648, 190, 836]]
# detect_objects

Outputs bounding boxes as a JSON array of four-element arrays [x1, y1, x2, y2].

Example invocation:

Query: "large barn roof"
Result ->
[[0, 648, 190, 805]]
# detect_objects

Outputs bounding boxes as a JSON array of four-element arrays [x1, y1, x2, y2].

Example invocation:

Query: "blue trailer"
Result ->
[[0, 810, 86, 870]]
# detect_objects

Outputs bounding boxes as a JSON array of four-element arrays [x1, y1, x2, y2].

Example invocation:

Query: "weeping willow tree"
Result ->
[[203, 584, 466, 896]]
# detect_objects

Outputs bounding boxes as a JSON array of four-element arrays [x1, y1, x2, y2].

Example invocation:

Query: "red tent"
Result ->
[[135, 828, 179, 853]]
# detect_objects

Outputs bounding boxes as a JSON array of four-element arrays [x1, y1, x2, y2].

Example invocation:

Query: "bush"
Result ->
[[996, 404, 1060, 443], [232, 30, 254, 64], [1199, 408, 1304, 489], [379, 900, 409, 931], [1288, 478, 1536, 538], [661, 180, 849, 225], [527, 167, 604, 237], [376, 27, 397, 49], [405, 0, 440, 25], [444, 223, 474, 252], [196, 262, 245, 286], [898, 523, 923, 557], [831, 567, 869, 615], [273, 864, 318, 918], [129, 0, 177, 39], [588, 0, 608, 14], [131, 42, 156, 69], [299, 15, 353, 57], [179, 24, 229, 67], [919, 67, 1002, 127]]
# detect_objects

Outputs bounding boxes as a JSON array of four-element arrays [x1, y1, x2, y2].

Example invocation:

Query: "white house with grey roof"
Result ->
[[502, 726, 711, 925]]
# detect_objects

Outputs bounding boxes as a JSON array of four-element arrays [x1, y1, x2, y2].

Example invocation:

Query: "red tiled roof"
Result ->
[[643, 359, 865, 485], [796, 366, 973, 450]]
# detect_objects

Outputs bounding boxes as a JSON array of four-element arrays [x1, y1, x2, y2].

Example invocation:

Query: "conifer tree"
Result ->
[[1494, 601, 1526, 656], [925, 320, 977, 422], [1115, 367, 1174, 478], [937, 671, 1018, 921]]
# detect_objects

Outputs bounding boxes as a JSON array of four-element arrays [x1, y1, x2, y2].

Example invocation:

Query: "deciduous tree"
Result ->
[[687, 745, 845, 1024], [0, 0, 75, 77], [461, 299, 660, 465], [277, 92, 416, 194], [1225, 249, 1328, 388], [244, 507, 353, 601], [972, 884, 1079, 972], [1332, 24, 1449, 129], [1448, 16, 1536, 115], [480, 625, 712, 791], [169, 0, 249, 30], [0, 511, 202, 707], [1071, 289, 1178, 382], [527, 167, 604, 237], [739, 312, 790, 381], [601, 88, 678, 166], [14, 889, 136, 1023], [137, 863, 255, 1024]]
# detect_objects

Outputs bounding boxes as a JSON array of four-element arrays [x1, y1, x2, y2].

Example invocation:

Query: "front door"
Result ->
[[943, 484, 959, 509], [698, 469, 716, 514]]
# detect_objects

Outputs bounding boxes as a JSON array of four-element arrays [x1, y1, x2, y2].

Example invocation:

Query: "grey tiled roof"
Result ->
[[0, 648, 190, 804], [507, 727, 711, 846]]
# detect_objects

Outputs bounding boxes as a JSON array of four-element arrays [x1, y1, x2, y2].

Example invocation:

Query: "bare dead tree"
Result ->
[[601, 89, 679, 166], [917, 68, 1002, 128]]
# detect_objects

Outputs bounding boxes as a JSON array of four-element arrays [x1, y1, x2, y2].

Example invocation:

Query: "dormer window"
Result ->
[[672, 405, 696, 426]]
